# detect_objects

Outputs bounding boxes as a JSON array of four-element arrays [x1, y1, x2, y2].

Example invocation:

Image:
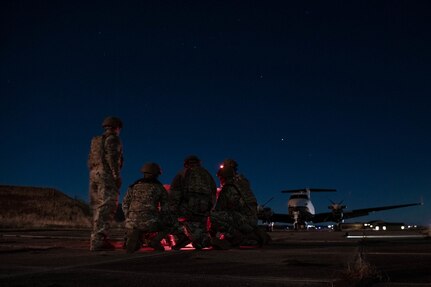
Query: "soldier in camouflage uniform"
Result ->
[[221, 159, 258, 229], [88, 116, 123, 251], [214, 163, 271, 249], [169, 155, 217, 250], [122, 163, 173, 253], [210, 165, 252, 249]]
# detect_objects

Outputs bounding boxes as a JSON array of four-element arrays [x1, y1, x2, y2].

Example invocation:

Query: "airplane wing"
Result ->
[[312, 212, 337, 223], [257, 210, 294, 224], [266, 212, 294, 223], [312, 202, 422, 223], [341, 203, 422, 220]]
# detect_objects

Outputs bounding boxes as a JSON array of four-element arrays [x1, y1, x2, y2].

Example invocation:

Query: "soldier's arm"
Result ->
[[224, 185, 242, 211], [169, 173, 184, 213], [214, 187, 227, 211], [122, 187, 132, 217], [208, 172, 217, 209], [104, 135, 122, 182], [159, 185, 170, 214]]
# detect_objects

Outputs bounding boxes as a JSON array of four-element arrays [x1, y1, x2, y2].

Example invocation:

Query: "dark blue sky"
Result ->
[[1, 1, 430, 225]]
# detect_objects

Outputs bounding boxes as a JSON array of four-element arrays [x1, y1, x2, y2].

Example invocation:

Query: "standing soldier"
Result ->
[[122, 163, 171, 253], [88, 116, 123, 251], [169, 155, 217, 250]]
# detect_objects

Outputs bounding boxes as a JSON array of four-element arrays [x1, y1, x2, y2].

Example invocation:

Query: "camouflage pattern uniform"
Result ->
[[123, 178, 170, 231], [88, 117, 123, 251], [221, 160, 258, 229], [210, 177, 252, 246], [234, 174, 259, 228], [213, 162, 271, 248], [170, 155, 217, 249], [122, 168, 175, 252]]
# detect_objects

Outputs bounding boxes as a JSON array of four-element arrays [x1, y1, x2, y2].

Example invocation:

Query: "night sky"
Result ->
[[1, 1, 430, 225]]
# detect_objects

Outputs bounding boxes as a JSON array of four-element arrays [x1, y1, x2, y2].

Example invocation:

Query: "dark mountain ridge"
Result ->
[[0, 185, 91, 228]]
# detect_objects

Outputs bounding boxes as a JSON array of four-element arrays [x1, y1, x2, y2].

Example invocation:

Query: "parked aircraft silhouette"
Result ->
[[257, 188, 422, 230]]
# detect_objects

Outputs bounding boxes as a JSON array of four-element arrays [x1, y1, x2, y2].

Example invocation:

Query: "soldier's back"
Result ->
[[184, 166, 216, 196], [88, 135, 105, 169], [236, 175, 257, 209], [183, 166, 216, 214]]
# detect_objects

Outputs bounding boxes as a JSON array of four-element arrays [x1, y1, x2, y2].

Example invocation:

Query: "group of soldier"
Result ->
[[88, 116, 269, 252]]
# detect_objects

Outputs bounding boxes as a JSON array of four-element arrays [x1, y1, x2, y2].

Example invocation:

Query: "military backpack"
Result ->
[[88, 135, 106, 168]]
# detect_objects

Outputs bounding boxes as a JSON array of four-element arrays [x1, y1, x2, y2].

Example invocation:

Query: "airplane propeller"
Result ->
[[257, 197, 275, 222], [261, 196, 274, 207], [327, 200, 346, 229], [328, 200, 346, 211]]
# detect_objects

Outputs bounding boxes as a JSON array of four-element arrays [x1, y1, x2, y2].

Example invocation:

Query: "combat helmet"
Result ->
[[184, 155, 201, 167], [140, 162, 162, 176], [222, 159, 238, 171], [102, 116, 123, 129], [217, 165, 236, 179]]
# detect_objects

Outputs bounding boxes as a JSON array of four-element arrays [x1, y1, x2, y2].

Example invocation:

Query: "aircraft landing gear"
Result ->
[[293, 211, 300, 230]]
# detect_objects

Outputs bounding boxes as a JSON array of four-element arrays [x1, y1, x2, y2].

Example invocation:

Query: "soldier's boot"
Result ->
[[122, 231, 128, 250], [90, 234, 116, 251], [227, 230, 244, 247], [172, 233, 191, 250], [148, 231, 166, 252], [192, 233, 212, 250], [254, 228, 271, 247], [91, 240, 116, 251], [210, 237, 231, 250], [126, 229, 142, 254], [241, 231, 260, 246]]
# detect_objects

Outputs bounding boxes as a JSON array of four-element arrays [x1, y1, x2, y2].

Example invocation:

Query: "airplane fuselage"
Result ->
[[287, 191, 315, 225]]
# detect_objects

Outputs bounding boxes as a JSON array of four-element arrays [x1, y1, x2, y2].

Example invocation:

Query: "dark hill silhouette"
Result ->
[[0, 185, 91, 228]]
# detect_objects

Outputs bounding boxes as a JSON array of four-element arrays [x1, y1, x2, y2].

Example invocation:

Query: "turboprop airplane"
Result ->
[[257, 188, 422, 230]]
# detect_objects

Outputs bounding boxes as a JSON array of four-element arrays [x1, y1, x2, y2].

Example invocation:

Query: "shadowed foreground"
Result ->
[[1, 229, 430, 287]]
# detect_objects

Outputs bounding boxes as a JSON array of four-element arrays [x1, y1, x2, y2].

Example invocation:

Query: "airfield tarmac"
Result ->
[[0, 228, 430, 287]]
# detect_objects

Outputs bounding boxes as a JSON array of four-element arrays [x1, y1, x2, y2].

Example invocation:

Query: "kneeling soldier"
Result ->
[[122, 162, 170, 253]]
